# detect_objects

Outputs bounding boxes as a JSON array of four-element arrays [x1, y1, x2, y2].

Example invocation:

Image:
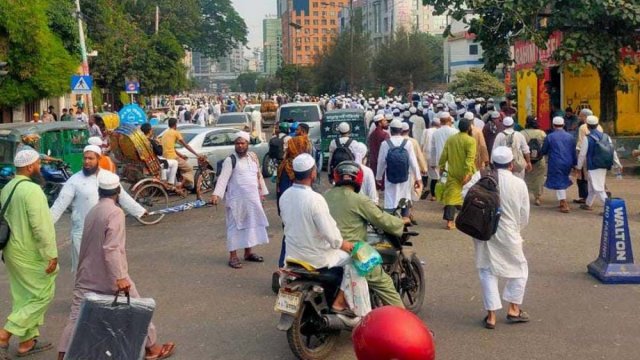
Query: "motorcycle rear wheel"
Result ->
[[287, 303, 339, 360], [399, 254, 425, 313]]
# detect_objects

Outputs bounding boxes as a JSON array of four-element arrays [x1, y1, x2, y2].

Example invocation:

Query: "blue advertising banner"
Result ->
[[118, 104, 147, 126]]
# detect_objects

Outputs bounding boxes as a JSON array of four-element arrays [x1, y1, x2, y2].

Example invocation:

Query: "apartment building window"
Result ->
[[314, 37, 319, 42], [330, 11, 336, 16], [322, 37, 328, 43], [322, 28, 328, 34], [313, 28, 319, 34], [305, 37, 311, 43], [469, 44, 479, 55], [304, 29, 310, 34], [322, 11, 326, 16], [295, 46, 302, 51], [305, 46, 311, 51], [313, 11, 319, 16], [304, 19, 310, 25], [312, 1, 319, 7], [314, 45, 320, 51], [321, 19, 327, 25], [313, 19, 319, 25], [330, 19, 336, 25]]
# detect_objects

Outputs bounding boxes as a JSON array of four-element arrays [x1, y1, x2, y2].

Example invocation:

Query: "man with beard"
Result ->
[[0, 150, 58, 359], [367, 113, 391, 180], [50, 145, 146, 272]]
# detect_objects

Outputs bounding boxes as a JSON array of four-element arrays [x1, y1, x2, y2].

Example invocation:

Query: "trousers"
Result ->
[[556, 189, 567, 201], [365, 265, 404, 308], [478, 267, 527, 311], [160, 158, 178, 185]]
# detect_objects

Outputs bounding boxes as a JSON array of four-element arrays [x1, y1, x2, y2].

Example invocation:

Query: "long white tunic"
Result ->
[[360, 164, 378, 205], [375, 135, 420, 210], [463, 169, 530, 278], [279, 184, 348, 269], [50, 169, 146, 271], [421, 127, 438, 179], [409, 115, 426, 146], [576, 135, 621, 192], [213, 152, 270, 252], [429, 125, 459, 179]]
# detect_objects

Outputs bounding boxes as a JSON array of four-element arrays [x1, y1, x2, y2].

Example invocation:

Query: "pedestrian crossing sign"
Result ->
[[71, 75, 93, 94]]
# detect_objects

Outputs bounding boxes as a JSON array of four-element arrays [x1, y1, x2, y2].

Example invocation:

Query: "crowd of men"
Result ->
[[0, 91, 625, 358]]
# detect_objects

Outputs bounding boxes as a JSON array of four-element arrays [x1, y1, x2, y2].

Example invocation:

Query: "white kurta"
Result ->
[[493, 129, 531, 178], [50, 169, 146, 271], [375, 135, 420, 210], [421, 127, 439, 179], [360, 164, 378, 205], [463, 169, 530, 278], [409, 115, 426, 146], [576, 135, 621, 192], [429, 125, 459, 179], [213, 153, 270, 252]]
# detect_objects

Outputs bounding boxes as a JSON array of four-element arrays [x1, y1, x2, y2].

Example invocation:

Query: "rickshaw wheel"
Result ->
[[133, 182, 168, 225], [194, 167, 215, 198]]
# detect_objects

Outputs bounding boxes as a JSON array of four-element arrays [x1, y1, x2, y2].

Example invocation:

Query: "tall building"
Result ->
[[191, 46, 248, 91], [443, 16, 484, 82], [341, 0, 447, 48], [280, 0, 350, 66], [263, 17, 283, 75]]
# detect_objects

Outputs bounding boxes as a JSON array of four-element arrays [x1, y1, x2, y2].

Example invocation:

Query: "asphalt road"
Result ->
[[1, 174, 640, 360]]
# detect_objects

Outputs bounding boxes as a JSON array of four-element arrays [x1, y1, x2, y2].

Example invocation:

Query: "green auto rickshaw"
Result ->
[[320, 109, 367, 168]]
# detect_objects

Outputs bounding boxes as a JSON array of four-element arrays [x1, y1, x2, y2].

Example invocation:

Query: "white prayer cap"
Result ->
[[98, 172, 121, 190], [88, 136, 103, 146], [373, 114, 384, 123], [503, 117, 514, 127], [587, 115, 599, 125], [463, 112, 475, 120], [234, 131, 250, 142], [403, 111, 410, 118], [337, 122, 350, 134], [292, 153, 315, 172], [487, 98, 495, 103], [492, 146, 514, 165], [552, 116, 565, 126], [580, 108, 593, 116], [456, 108, 466, 116], [437, 111, 450, 119], [409, 106, 417, 114], [455, 97, 462, 102], [401, 122, 410, 131], [352, 141, 368, 164], [392, 109, 401, 115], [490, 111, 501, 119], [389, 119, 404, 129], [14, 149, 39, 167], [431, 117, 441, 126], [384, 113, 394, 120], [376, 109, 385, 116], [84, 144, 102, 155]]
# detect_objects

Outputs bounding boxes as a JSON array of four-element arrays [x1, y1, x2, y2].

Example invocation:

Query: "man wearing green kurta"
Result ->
[[439, 118, 477, 230], [0, 149, 58, 359], [324, 161, 406, 308]]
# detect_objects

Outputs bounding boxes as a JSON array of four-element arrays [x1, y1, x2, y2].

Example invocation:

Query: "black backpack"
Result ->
[[330, 138, 355, 173], [216, 154, 237, 178], [528, 137, 543, 163], [589, 133, 614, 169], [455, 169, 501, 241], [385, 139, 410, 184], [268, 135, 285, 161]]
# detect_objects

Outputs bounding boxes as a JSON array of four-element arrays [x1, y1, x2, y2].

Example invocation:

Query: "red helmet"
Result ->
[[332, 161, 364, 193]]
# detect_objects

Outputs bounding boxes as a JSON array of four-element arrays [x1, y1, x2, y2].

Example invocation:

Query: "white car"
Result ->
[[175, 127, 269, 170], [276, 102, 323, 142]]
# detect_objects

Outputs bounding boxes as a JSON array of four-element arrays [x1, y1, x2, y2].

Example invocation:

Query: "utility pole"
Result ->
[[349, 0, 354, 94], [155, 5, 160, 34], [75, 0, 93, 115]]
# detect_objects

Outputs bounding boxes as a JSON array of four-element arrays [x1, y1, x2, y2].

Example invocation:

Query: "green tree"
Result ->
[[372, 28, 443, 94], [424, 0, 640, 133], [448, 68, 504, 98], [276, 65, 315, 94], [237, 72, 260, 93]]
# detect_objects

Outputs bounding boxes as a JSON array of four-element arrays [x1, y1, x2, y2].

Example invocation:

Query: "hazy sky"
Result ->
[[231, 0, 277, 49]]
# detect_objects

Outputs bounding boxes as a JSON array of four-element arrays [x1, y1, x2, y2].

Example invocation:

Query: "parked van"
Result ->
[[276, 102, 322, 141]]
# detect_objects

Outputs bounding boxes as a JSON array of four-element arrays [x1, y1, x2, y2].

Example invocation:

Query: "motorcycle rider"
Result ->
[[279, 153, 355, 314], [324, 161, 408, 308]]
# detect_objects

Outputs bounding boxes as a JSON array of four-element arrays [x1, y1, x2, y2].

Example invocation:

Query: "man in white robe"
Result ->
[[351, 141, 378, 205], [429, 112, 459, 184], [575, 115, 621, 210], [462, 146, 531, 329], [492, 117, 533, 179], [212, 131, 269, 269], [422, 117, 441, 200], [376, 119, 421, 215], [408, 107, 426, 146], [50, 145, 146, 272]]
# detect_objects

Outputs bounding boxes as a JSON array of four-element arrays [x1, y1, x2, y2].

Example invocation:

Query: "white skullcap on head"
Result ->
[[463, 112, 475, 120], [337, 122, 350, 134], [88, 136, 103, 146], [84, 144, 102, 155], [403, 111, 410, 118], [487, 98, 495, 103], [552, 116, 565, 126], [384, 113, 394, 120], [376, 109, 385, 116], [352, 141, 368, 165], [292, 153, 316, 172], [432, 117, 441, 126], [492, 146, 514, 165], [373, 114, 384, 123], [14, 149, 40, 168], [587, 115, 599, 125], [234, 131, 250, 142], [389, 119, 404, 129], [580, 108, 593, 116], [401, 122, 410, 131], [503, 117, 514, 127], [437, 111, 450, 119], [98, 172, 121, 190], [490, 111, 501, 119], [409, 106, 417, 114], [392, 109, 401, 115]]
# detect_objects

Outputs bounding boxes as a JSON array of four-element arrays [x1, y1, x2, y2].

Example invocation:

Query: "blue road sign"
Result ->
[[588, 198, 640, 284], [71, 75, 93, 94], [118, 104, 147, 126], [125, 80, 140, 94]]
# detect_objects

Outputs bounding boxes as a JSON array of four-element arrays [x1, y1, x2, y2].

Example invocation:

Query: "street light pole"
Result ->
[[74, 0, 93, 115]]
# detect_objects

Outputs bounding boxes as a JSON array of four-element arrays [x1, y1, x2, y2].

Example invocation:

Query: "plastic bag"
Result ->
[[351, 242, 382, 276], [341, 265, 372, 317]]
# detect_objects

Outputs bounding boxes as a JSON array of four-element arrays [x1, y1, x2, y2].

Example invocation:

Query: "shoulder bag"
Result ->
[[0, 179, 29, 250]]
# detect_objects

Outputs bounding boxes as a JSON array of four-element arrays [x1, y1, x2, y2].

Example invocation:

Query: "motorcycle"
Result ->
[[274, 199, 425, 360], [41, 161, 72, 206]]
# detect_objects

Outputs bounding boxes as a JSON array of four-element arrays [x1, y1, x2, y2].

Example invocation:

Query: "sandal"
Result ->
[[483, 316, 495, 330], [145, 342, 176, 360], [228, 258, 243, 269], [506, 310, 530, 323], [16, 339, 53, 357], [580, 204, 593, 211], [244, 253, 264, 262], [332, 308, 357, 318]]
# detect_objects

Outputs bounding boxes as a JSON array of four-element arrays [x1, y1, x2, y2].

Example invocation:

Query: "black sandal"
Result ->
[[244, 253, 264, 262], [506, 310, 530, 323], [16, 339, 53, 357], [228, 258, 243, 269], [483, 316, 495, 330]]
